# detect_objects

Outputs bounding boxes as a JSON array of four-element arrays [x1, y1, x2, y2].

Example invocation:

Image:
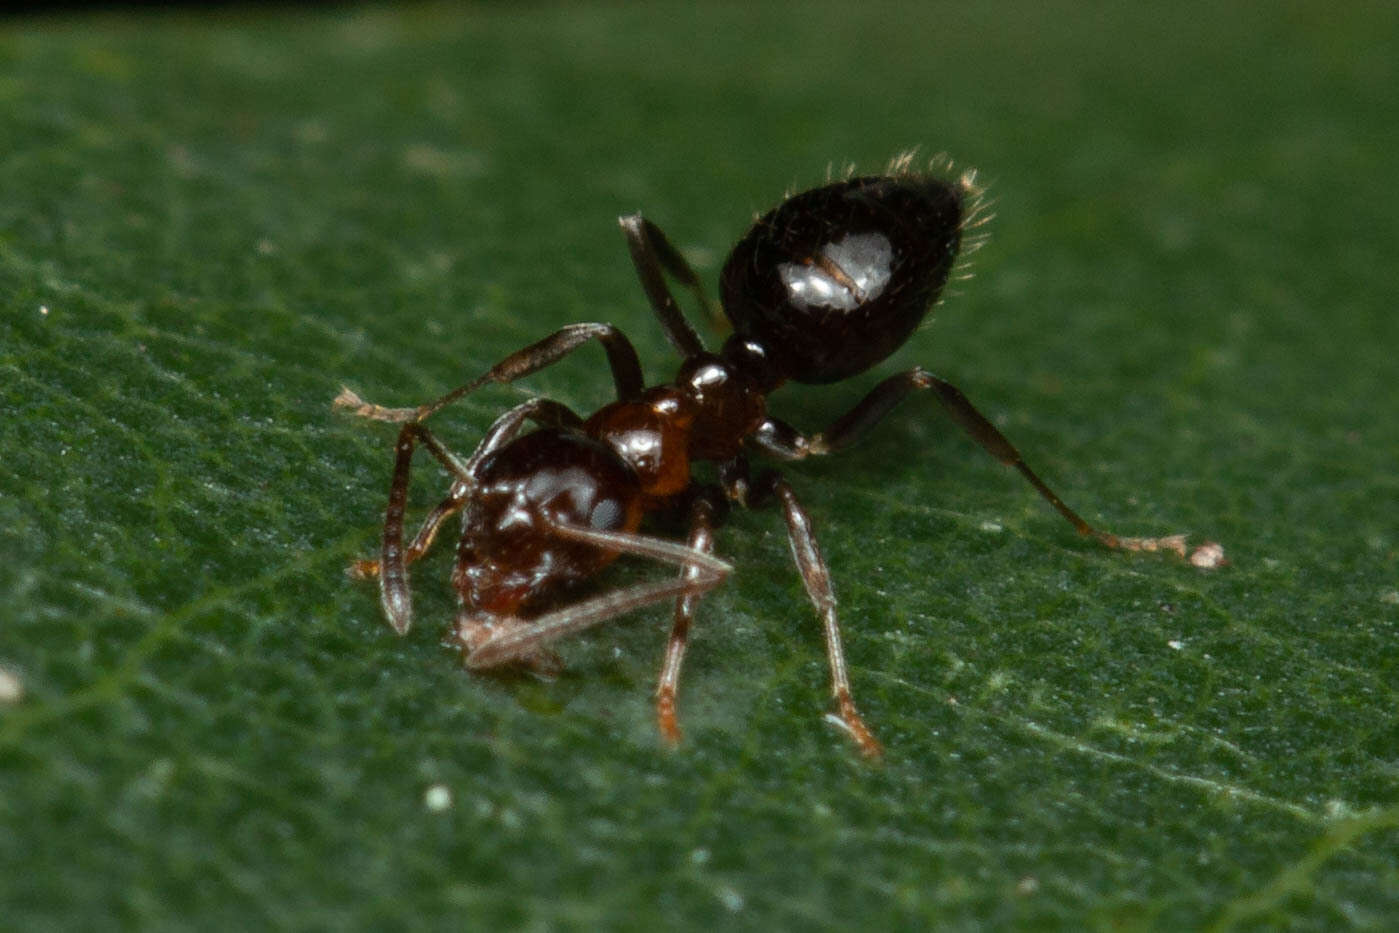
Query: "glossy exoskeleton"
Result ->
[[337, 160, 1191, 757]]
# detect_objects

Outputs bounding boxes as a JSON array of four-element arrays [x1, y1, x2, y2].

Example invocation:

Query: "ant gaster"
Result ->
[[336, 157, 1192, 758]]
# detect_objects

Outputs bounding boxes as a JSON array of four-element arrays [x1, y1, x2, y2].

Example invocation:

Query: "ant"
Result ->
[[336, 156, 1196, 758]]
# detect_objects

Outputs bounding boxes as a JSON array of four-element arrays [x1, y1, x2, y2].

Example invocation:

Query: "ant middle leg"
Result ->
[[618, 213, 723, 358], [333, 321, 646, 424], [750, 368, 1188, 556], [656, 490, 725, 747]]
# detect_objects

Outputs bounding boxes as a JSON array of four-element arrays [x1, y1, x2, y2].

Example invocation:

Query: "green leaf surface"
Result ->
[[3, 2, 1397, 928]]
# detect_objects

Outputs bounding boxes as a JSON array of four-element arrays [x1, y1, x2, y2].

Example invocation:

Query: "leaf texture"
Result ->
[[2, 2, 1398, 927]]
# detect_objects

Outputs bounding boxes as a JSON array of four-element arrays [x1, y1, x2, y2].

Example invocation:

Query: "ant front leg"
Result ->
[[374, 423, 465, 634], [333, 322, 646, 424], [356, 399, 584, 635], [733, 463, 883, 759], [750, 368, 1189, 557], [618, 213, 723, 358], [347, 487, 466, 583], [350, 398, 584, 581]]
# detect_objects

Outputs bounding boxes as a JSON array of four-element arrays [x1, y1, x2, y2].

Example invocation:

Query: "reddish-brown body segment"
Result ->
[[455, 430, 645, 618]]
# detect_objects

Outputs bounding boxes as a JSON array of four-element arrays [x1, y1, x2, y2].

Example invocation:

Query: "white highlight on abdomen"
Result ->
[[778, 231, 893, 312]]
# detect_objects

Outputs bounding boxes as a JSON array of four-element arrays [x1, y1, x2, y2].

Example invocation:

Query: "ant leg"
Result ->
[[751, 368, 1188, 556], [375, 423, 460, 634], [350, 398, 583, 581], [464, 397, 583, 471], [333, 322, 646, 424], [747, 471, 883, 759], [618, 213, 722, 358], [656, 491, 723, 747], [370, 400, 585, 635], [460, 522, 730, 669], [349, 490, 465, 582]]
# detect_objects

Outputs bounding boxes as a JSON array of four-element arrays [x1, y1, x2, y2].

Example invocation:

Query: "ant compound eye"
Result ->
[[720, 175, 964, 384]]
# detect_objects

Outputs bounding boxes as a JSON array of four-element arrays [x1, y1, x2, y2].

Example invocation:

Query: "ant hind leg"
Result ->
[[750, 368, 1190, 557]]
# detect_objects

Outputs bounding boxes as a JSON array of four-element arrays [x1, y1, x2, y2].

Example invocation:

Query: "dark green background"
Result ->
[[3, 1, 1396, 928]]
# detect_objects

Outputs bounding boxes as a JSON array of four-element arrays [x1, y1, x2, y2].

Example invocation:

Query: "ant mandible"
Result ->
[[336, 156, 1191, 758]]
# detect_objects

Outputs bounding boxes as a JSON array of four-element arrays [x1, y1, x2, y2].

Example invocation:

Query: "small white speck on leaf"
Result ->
[[979, 519, 1003, 534], [1380, 590, 1399, 606], [0, 665, 24, 703], [1167, 639, 1184, 651], [1189, 540, 1227, 569], [423, 784, 453, 812], [39, 305, 50, 317], [1323, 799, 1362, 820], [716, 885, 744, 912]]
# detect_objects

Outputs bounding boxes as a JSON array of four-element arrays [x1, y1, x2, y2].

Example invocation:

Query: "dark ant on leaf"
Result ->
[[336, 155, 1211, 758]]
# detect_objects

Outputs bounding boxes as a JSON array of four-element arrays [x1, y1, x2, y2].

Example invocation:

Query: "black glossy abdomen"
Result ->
[[719, 175, 964, 384]]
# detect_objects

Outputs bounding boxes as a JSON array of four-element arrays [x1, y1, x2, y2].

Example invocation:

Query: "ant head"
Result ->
[[719, 172, 971, 385]]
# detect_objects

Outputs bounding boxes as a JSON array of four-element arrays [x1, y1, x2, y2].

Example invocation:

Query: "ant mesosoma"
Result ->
[[336, 158, 1193, 758]]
